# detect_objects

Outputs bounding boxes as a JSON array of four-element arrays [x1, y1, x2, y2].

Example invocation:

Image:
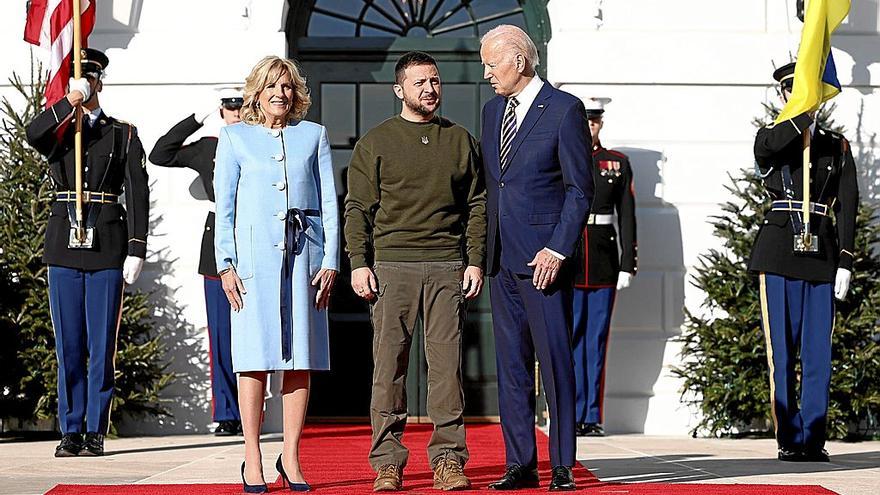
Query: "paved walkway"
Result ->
[[0, 433, 877, 495], [578, 435, 880, 495]]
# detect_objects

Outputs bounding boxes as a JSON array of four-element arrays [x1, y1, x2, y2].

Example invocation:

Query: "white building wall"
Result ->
[[1, 0, 878, 435]]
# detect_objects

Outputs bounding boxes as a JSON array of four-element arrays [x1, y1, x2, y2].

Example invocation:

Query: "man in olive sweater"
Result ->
[[344, 51, 486, 492]]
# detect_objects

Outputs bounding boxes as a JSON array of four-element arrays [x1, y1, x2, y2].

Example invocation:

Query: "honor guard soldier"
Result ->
[[25, 48, 149, 457], [149, 88, 243, 436], [750, 62, 857, 462], [571, 97, 637, 437]]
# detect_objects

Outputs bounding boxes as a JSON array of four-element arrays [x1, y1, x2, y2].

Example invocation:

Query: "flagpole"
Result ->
[[72, 0, 84, 241], [802, 129, 811, 248]]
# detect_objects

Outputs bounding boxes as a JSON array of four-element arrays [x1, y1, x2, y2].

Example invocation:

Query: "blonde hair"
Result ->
[[481, 25, 540, 69], [241, 56, 311, 125]]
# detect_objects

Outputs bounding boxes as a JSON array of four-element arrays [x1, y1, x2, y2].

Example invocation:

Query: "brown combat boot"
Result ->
[[373, 464, 403, 492], [432, 456, 471, 491]]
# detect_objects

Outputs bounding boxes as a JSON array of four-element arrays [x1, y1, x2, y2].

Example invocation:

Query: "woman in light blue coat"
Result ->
[[214, 56, 338, 493]]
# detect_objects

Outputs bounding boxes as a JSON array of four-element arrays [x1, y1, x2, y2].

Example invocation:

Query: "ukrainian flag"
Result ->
[[775, 0, 851, 124]]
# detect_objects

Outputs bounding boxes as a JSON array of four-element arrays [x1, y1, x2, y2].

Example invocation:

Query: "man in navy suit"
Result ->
[[479, 25, 591, 491]]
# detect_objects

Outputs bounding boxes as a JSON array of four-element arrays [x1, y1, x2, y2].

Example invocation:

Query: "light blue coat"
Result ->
[[214, 120, 338, 372]]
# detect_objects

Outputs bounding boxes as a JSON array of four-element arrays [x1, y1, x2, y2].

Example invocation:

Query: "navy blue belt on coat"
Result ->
[[279, 208, 319, 362], [770, 200, 830, 216], [56, 191, 119, 204]]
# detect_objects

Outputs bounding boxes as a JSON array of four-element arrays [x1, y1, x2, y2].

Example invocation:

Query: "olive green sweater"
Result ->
[[344, 115, 486, 270]]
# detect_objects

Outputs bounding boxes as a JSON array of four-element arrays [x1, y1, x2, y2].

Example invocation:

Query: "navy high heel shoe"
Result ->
[[241, 461, 268, 494], [276, 454, 311, 492]]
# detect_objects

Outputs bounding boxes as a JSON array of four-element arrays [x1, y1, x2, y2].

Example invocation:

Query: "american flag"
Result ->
[[24, 0, 96, 107]]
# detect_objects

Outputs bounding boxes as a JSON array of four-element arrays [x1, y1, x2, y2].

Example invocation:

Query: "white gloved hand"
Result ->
[[195, 104, 219, 124], [616, 271, 633, 291], [68, 77, 91, 101], [123, 256, 145, 285], [834, 268, 852, 301]]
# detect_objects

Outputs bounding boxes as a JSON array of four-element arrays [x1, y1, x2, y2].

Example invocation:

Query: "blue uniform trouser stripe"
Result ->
[[48, 266, 123, 434], [572, 287, 616, 424], [760, 273, 833, 451], [204, 277, 240, 422]]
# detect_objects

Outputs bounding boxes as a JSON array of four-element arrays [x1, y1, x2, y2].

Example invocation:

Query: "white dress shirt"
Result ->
[[84, 107, 102, 127], [499, 75, 544, 144]]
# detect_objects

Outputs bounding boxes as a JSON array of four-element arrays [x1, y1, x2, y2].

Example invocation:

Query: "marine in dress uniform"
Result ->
[[750, 62, 858, 462], [571, 98, 638, 437], [149, 88, 243, 436], [25, 49, 149, 457]]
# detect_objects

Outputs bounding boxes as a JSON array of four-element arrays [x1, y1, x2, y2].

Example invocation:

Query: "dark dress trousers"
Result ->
[[149, 114, 240, 422], [750, 112, 858, 453], [481, 81, 591, 469], [26, 97, 149, 434], [571, 144, 638, 425]]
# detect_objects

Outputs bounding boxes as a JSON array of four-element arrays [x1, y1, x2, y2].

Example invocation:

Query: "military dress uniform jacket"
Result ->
[[26, 97, 149, 270], [573, 144, 638, 288], [148, 114, 219, 276], [749, 112, 858, 283]]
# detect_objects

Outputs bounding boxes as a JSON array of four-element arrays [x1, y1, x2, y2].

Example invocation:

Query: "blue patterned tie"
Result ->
[[499, 97, 519, 169]]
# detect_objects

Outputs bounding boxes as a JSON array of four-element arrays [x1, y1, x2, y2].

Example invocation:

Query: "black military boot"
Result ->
[[214, 420, 241, 436], [80, 432, 105, 456], [54, 433, 83, 457]]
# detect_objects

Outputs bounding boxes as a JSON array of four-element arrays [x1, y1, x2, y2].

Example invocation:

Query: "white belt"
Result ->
[[586, 213, 614, 225]]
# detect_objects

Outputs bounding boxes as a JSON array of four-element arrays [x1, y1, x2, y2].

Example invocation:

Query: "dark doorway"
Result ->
[[286, 0, 551, 422]]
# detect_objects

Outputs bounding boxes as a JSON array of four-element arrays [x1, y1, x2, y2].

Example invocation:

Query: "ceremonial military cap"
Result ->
[[584, 97, 612, 119], [217, 86, 244, 110], [71, 48, 109, 78], [773, 62, 796, 91]]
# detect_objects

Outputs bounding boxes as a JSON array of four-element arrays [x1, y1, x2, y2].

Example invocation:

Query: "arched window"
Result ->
[[308, 0, 528, 37]]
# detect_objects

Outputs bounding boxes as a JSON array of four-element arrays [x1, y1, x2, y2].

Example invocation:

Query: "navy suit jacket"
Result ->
[[481, 81, 592, 277]]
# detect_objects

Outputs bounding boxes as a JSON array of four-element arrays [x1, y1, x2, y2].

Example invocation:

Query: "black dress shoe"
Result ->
[[54, 433, 83, 457], [583, 424, 605, 437], [548, 466, 576, 491], [804, 448, 830, 462], [488, 464, 539, 490], [80, 432, 105, 456], [777, 447, 805, 462], [214, 420, 241, 436]]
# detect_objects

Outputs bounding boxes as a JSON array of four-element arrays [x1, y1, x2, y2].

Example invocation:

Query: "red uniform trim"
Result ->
[[597, 291, 618, 423], [606, 149, 627, 160], [204, 276, 216, 419], [574, 283, 616, 289]]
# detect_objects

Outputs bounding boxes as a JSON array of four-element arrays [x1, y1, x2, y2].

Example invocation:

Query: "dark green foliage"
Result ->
[[673, 100, 880, 439], [0, 60, 174, 432]]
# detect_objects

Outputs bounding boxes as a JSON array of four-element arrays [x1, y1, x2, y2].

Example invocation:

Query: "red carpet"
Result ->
[[46, 424, 836, 494]]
